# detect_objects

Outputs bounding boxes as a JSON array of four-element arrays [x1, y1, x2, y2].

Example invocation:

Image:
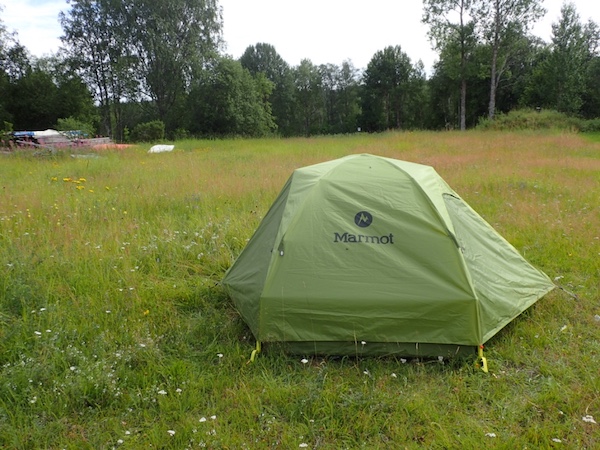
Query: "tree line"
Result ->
[[1, 0, 599, 141]]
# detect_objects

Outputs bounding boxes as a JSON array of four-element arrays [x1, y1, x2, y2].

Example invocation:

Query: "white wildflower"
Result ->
[[300, 358, 309, 364], [199, 417, 207, 422], [158, 390, 167, 395], [485, 432, 497, 438], [299, 444, 308, 448], [582, 415, 597, 424], [552, 438, 562, 443], [167, 430, 175, 436]]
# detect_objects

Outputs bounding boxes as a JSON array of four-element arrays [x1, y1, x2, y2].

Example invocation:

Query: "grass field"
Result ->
[[1, 131, 599, 448]]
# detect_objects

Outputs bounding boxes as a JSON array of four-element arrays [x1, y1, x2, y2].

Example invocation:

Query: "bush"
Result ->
[[578, 118, 600, 132], [130, 120, 165, 142], [55, 117, 96, 138], [1, 121, 13, 148], [171, 127, 190, 140], [476, 109, 582, 131]]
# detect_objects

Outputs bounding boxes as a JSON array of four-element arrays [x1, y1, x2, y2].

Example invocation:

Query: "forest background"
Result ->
[[1, 0, 599, 142]]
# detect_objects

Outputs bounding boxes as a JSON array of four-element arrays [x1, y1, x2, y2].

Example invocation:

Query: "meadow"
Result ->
[[0, 131, 599, 449]]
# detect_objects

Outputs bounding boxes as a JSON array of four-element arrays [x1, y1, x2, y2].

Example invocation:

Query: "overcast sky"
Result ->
[[3, 0, 598, 72]]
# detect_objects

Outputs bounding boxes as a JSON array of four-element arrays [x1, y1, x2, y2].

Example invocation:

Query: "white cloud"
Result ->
[[2, 0, 598, 71], [219, 0, 436, 70], [3, 0, 66, 57]]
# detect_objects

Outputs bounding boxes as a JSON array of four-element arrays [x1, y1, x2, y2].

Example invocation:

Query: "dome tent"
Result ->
[[222, 154, 554, 360]]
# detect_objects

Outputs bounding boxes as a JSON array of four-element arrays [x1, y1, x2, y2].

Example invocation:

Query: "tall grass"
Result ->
[[1, 131, 599, 448]]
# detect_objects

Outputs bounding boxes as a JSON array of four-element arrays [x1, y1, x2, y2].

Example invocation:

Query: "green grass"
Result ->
[[582, 132, 600, 143], [1, 131, 599, 448]]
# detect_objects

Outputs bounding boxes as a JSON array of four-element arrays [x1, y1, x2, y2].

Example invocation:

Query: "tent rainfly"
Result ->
[[222, 154, 554, 363]]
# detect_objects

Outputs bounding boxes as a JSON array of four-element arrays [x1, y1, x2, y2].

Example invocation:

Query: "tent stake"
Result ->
[[250, 341, 262, 363], [476, 345, 489, 373]]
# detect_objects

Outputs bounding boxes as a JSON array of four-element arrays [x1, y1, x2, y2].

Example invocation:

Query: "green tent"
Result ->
[[222, 154, 554, 358]]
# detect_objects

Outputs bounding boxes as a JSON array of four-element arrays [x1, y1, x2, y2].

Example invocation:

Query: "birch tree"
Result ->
[[422, 0, 476, 130], [474, 0, 545, 119]]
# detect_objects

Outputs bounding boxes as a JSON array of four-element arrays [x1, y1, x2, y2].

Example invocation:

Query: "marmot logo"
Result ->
[[354, 211, 373, 228], [334, 232, 394, 244], [333, 211, 393, 245]]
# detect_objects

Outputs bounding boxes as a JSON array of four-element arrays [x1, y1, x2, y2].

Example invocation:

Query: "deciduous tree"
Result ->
[[318, 61, 361, 134], [186, 57, 275, 137], [524, 3, 598, 116], [557, 7, 599, 116], [8, 69, 59, 129], [0, 6, 31, 126], [60, 0, 223, 139], [474, 0, 545, 119], [292, 59, 324, 136], [127, 0, 223, 130], [361, 46, 420, 132], [60, 0, 132, 138], [240, 43, 295, 135], [423, 0, 477, 130]]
